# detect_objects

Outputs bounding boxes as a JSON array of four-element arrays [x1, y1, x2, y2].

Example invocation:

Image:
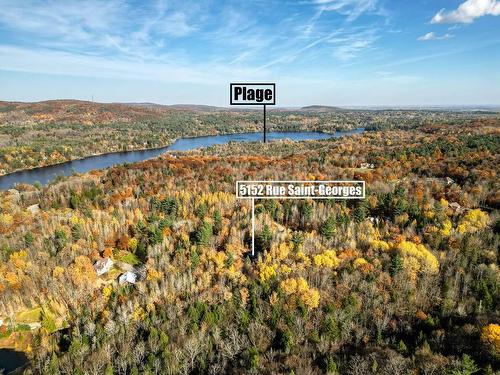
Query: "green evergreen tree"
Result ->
[[354, 201, 368, 223], [159, 331, 169, 350], [394, 198, 407, 216], [195, 203, 207, 218], [48, 353, 60, 374], [320, 216, 336, 240], [300, 202, 313, 227], [397, 339, 407, 354], [391, 254, 403, 276], [291, 231, 305, 251], [257, 224, 272, 252], [195, 220, 213, 246], [24, 231, 34, 246], [213, 210, 222, 235], [53, 229, 67, 253], [71, 223, 83, 240], [325, 356, 339, 374], [449, 354, 480, 375], [104, 363, 113, 375]]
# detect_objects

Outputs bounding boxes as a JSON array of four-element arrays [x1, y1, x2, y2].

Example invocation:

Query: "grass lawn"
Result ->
[[15, 307, 42, 323], [16, 324, 31, 332], [114, 250, 141, 266]]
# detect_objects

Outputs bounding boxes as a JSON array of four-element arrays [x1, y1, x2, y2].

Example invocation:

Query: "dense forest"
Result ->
[[0, 100, 495, 175], [0, 114, 498, 374]]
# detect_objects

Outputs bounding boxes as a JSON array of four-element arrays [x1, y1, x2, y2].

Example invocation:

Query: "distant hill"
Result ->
[[300, 105, 344, 112], [167, 104, 231, 112], [126, 103, 231, 112], [1, 100, 495, 125], [0, 100, 247, 126], [0, 99, 179, 126]]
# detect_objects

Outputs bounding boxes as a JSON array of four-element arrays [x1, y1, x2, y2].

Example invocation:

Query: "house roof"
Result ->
[[118, 271, 137, 284], [94, 257, 113, 270]]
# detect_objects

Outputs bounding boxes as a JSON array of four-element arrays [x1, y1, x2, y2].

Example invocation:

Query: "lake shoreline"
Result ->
[[0, 348, 30, 374], [0, 129, 363, 190], [0, 138, 177, 178], [0, 128, 357, 178]]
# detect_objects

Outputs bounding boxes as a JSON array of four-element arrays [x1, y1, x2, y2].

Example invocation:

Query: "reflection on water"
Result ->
[[0, 129, 364, 190]]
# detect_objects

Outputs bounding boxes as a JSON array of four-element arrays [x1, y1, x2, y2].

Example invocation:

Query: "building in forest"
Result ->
[[94, 257, 114, 276], [118, 271, 137, 284]]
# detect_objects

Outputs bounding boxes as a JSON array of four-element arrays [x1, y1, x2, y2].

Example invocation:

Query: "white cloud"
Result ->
[[260, 27, 377, 68], [0, 45, 267, 85], [0, 0, 126, 45], [431, 0, 500, 24], [0, 0, 383, 86], [313, 0, 380, 22], [257, 31, 337, 69], [0, 0, 198, 59], [302, 1, 383, 62], [418, 32, 454, 41], [158, 12, 195, 37], [330, 32, 377, 60]]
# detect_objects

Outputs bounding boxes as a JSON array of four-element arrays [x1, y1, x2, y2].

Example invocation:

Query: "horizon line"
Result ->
[[0, 98, 499, 110]]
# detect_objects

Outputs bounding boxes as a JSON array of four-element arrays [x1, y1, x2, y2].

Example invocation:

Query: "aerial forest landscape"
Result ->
[[0, 0, 499, 374]]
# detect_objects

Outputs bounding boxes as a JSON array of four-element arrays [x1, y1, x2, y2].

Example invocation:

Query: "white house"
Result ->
[[27, 204, 40, 214], [118, 271, 137, 285], [94, 257, 114, 276]]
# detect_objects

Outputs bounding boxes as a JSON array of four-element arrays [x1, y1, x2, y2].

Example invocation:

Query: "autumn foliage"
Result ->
[[0, 116, 498, 374]]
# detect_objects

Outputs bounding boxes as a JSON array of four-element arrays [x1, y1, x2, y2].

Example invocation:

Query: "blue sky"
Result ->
[[0, 0, 499, 106]]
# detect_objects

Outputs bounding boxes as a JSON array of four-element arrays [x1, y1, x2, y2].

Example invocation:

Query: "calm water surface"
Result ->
[[0, 349, 29, 374], [0, 129, 364, 190]]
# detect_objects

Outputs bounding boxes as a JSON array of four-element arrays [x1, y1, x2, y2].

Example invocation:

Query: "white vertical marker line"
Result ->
[[251, 198, 255, 257]]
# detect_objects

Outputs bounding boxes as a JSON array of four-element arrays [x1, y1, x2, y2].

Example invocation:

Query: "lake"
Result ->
[[0, 129, 364, 190], [0, 349, 29, 374]]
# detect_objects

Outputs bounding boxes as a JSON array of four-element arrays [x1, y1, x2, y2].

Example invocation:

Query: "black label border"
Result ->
[[230, 83, 276, 105]]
